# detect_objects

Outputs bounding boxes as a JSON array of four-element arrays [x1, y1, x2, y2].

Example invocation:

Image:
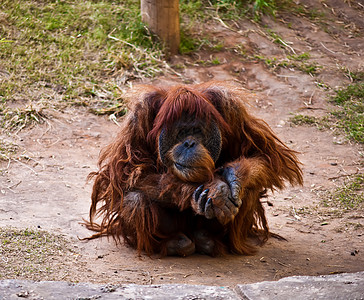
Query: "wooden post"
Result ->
[[141, 0, 180, 55]]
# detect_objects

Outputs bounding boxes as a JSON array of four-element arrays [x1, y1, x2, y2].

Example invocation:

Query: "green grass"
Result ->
[[348, 71, 364, 82], [287, 52, 311, 61], [1, 105, 47, 133], [195, 56, 223, 66], [180, 0, 277, 23], [323, 175, 364, 210], [252, 0, 276, 19], [0, 139, 18, 161], [276, 0, 325, 20], [290, 4, 325, 20], [290, 115, 319, 126], [179, 0, 279, 53], [290, 83, 363, 143], [254, 53, 321, 75], [331, 83, 364, 143], [0, 0, 164, 129], [289, 114, 333, 132], [265, 29, 295, 52], [179, 0, 246, 54], [0, 227, 79, 280], [179, 30, 201, 54], [210, 0, 247, 20]]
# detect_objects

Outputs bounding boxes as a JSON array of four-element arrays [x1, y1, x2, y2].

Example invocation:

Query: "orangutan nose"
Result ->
[[183, 139, 196, 149]]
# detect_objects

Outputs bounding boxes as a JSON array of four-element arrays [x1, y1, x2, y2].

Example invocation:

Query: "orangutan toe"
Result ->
[[166, 233, 195, 257], [194, 229, 215, 256]]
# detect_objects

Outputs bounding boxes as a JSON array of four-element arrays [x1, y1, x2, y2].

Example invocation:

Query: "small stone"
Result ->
[[260, 257, 267, 262], [16, 291, 30, 298]]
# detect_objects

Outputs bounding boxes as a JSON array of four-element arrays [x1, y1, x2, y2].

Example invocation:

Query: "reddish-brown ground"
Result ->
[[0, 0, 363, 286]]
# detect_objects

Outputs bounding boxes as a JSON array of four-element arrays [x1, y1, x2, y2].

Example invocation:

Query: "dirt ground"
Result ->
[[1, 0, 363, 287]]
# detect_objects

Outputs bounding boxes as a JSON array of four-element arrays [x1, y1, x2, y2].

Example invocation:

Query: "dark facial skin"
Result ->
[[158, 115, 222, 183]]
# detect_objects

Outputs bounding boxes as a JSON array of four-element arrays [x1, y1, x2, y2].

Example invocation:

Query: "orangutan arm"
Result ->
[[130, 157, 272, 225], [132, 172, 199, 209], [190, 156, 275, 225]]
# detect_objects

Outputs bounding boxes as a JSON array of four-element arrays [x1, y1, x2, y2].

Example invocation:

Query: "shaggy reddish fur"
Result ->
[[85, 82, 303, 256]]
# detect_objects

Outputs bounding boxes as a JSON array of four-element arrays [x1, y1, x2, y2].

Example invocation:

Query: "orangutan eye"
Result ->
[[177, 127, 202, 140], [177, 129, 188, 140], [192, 127, 202, 135]]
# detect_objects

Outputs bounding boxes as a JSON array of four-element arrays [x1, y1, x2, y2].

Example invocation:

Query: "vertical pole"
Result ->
[[141, 0, 180, 55]]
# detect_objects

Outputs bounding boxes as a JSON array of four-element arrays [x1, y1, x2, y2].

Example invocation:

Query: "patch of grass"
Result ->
[[179, 0, 245, 54], [0, 227, 80, 280], [346, 222, 363, 230], [0, 105, 47, 133], [289, 114, 333, 131], [287, 52, 310, 61], [211, 0, 246, 20], [331, 83, 364, 143], [259, 31, 322, 74], [290, 114, 319, 126], [315, 80, 330, 90], [254, 53, 322, 75], [180, 0, 205, 21], [291, 5, 325, 20], [0, 139, 18, 160], [90, 102, 127, 117], [195, 56, 223, 66], [252, 0, 276, 20], [265, 29, 292, 51], [298, 63, 321, 75], [179, 31, 226, 54], [211, 57, 221, 65], [179, 0, 282, 54], [349, 71, 364, 82], [0, 0, 165, 130], [277, 0, 325, 20], [290, 83, 363, 143], [180, 0, 278, 30], [179, 31, 200, 54], [323, 175, 364, 210], [333, 83, 364, 105], [339, 68, 364, 83]]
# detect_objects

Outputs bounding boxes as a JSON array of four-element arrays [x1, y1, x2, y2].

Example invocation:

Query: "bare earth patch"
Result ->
[[0, 0, 363, 286]]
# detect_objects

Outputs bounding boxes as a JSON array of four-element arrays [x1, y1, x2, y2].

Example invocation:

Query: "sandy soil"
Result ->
[[0, 0, 363, 287]]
